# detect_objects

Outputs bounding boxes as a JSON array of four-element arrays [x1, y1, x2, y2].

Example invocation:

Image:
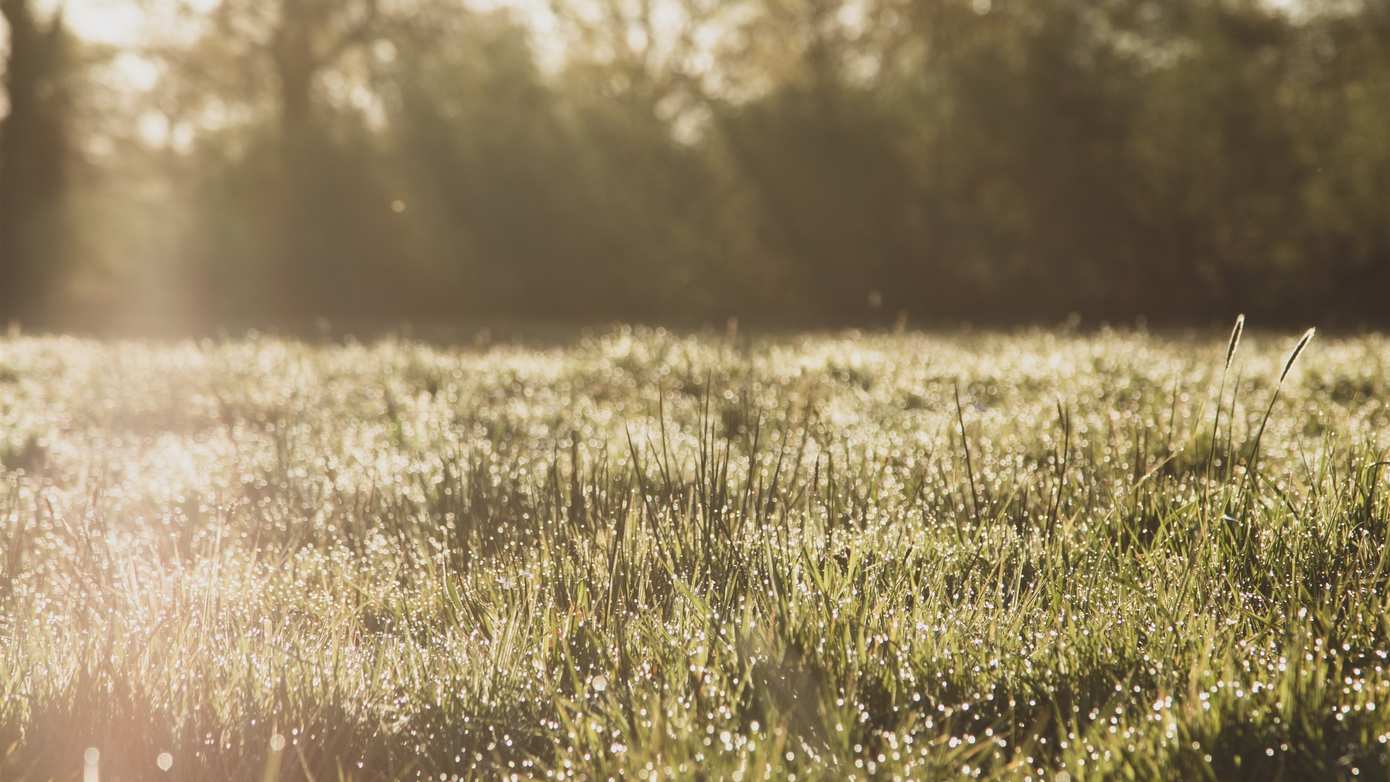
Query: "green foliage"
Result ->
[[2, 327, 1390, 779], [6, 0, 1390, 328]]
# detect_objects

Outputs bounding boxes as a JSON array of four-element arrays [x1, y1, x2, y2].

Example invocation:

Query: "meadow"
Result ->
[[2, 325, 1389, 781]]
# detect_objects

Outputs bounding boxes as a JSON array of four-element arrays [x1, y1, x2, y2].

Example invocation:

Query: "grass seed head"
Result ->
[[1225, 314, 1245, 370], [1279, 327, 1316, 385]]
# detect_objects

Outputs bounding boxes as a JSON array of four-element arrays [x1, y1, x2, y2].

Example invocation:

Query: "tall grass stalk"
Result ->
[[1202, 314, 1245, 527], [1239, 327, 1316, 506]]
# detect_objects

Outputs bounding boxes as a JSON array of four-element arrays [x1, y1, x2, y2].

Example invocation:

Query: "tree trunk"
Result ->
[[0, 0, 67, 323], [269, 3, 321, 320]]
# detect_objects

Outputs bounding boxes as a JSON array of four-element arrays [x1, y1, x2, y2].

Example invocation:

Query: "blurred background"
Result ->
[[1, 0, 1387, 334]]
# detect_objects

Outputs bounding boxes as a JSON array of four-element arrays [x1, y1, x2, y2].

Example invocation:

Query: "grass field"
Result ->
[[2, 325, 1389, 781]]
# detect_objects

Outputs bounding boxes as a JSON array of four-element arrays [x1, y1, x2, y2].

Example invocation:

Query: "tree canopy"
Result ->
[[2, 0, 1388, 332]]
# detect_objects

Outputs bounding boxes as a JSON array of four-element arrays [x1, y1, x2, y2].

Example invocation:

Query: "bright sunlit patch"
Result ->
[[57, 0, 144, 44], [112, 52, 161, 91], [83, 747, 100, 782], [138, 113, 169, 146], [58, 0, 219, 45]]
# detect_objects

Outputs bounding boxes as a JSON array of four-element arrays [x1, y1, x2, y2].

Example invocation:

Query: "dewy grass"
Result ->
[[0, 326, 1387, 780]]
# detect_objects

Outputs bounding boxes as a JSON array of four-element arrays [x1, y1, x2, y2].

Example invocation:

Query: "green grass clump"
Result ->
[[1, 326, 1389, 780]]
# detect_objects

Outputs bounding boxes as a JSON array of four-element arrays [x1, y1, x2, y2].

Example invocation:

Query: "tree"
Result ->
[[147, 0, 388, 321], [0, 0, 71, 323]]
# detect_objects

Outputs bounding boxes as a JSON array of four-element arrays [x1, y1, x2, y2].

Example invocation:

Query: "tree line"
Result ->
[[2, 0, 1389, 332]]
